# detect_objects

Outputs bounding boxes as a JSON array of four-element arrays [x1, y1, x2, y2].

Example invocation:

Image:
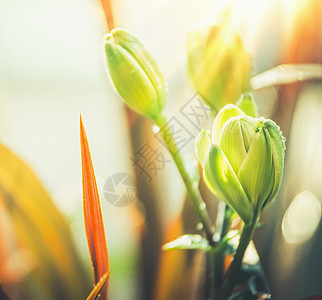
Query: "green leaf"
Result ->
[[261, 120, 286, 210], [162, 234, 210, 251], [204, 145, 253, 224], [236, 93, 259, 118], [195, 129, 211, 166], [251, 64, 322, 90]]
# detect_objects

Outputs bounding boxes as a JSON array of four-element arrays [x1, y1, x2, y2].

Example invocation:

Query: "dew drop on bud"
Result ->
[[196, 222, 203, 230], [199, 202, 206, 210]]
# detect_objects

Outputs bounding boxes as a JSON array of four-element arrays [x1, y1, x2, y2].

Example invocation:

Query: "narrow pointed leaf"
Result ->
[[261, 120, 286, 209], [80, 115, 109, 298], [86, 272, 109, 300], [236, 93, 259, 118]]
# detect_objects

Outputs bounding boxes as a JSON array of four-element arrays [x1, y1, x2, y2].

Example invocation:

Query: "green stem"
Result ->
[[224, 213, 259, 298], [215, 203, 233, 242], [209, 248, 216, 300], [213, 203, 234, 288], [155, 114, 215, 246]]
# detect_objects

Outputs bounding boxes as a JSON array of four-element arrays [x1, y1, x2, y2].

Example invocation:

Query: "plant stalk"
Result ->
[[155, 114, 215, 246], [209, 248, 216, 300], [223, 213, 259, 298], [213, 203, 234, 289]]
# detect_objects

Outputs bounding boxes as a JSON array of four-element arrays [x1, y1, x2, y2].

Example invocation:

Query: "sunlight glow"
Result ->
[[282, 191, 321, 244]]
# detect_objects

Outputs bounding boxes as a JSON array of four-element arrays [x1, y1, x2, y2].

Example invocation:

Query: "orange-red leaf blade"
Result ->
[[100, 0, 115, 31], [80, 115, 109, 298], [86, 272, 109, 300]]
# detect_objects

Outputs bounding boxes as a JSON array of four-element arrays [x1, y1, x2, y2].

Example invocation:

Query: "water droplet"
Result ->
[[196, 223, 203, 230], [152, 125, 160, 133], [199, 202, 206, 210]]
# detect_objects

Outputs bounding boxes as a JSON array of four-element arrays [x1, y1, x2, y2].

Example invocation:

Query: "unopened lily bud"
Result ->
[[104, 28, 167, 121], [186, 23, 252, 111], [195, 104, 285, 224], [236, 93, 259, 118]]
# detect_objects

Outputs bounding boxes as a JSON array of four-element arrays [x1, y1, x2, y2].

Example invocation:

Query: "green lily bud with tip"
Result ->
[[195, 104, 285, 224], [186, 22, 252, 111], [104, 28, 167, 121], [236, 93, 259, 118]]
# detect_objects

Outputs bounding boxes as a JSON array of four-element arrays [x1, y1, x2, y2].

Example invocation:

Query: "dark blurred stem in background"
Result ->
[[125, 108, 164, 300]]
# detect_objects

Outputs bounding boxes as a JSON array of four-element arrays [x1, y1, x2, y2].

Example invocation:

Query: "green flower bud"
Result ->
[[236, 93, 259, 118], [104, 28, 167, 121], [186, 23, 252, 112], [195, 104, 285, 223], [195, 129, 211, 166]]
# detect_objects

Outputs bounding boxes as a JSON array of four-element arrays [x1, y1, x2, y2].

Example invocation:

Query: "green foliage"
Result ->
[[162, 234, 211, 251]]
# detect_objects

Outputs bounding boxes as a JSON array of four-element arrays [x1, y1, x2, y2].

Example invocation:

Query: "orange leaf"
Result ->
[[80, 115, 109, 298], [224, 254, 234, 275], [100, 0, 115, 31], [86, 273, 109, 300]]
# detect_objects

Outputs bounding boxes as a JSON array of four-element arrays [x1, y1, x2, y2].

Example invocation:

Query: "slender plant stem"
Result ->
[[213, 203, 234, 289], [155, 114, 215, 246], [224, 213, 259, 298], [220, 205, 234, 240], [209, 248, 216, 300], [215, 202, 234, 242]]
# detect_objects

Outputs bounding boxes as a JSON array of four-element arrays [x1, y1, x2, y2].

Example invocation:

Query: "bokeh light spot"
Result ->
[[282, 191, 321, 244]]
